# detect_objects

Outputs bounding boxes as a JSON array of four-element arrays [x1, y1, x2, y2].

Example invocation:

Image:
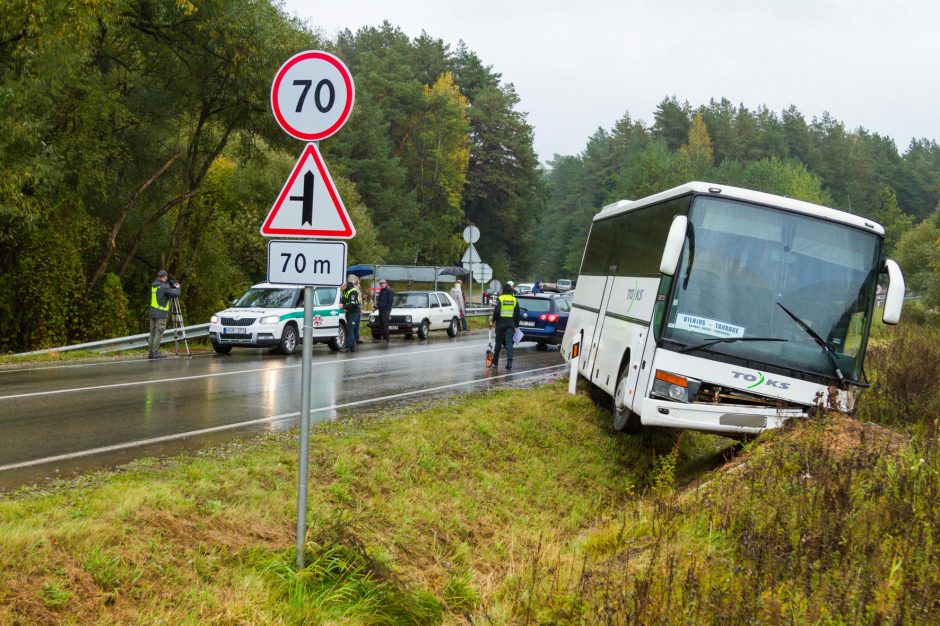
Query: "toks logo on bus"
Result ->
[[731, 370, 791, 390], [626, 283, 644, 312]]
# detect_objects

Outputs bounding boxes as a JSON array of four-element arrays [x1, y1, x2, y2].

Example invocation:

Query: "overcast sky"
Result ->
[[282, 0, 939, 162]]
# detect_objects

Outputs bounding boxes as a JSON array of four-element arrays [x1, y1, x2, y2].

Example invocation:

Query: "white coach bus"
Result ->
[[560, 182, 906, 436]]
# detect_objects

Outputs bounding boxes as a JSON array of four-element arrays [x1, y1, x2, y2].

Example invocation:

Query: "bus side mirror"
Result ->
[[659, 215, 688, 276], [882, 259, 905, 325]]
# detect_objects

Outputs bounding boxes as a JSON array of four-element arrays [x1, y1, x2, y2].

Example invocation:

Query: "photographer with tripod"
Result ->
[[149, 269, 181, 359]]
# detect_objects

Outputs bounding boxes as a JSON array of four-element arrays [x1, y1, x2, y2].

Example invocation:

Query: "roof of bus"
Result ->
[[595, 182, 885, 236]]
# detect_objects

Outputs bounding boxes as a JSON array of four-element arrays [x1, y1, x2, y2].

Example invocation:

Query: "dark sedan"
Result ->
[[515, 293, 571, 350]]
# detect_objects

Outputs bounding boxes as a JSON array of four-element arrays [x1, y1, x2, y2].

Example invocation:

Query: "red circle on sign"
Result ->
[[271, 50, 355, 141]]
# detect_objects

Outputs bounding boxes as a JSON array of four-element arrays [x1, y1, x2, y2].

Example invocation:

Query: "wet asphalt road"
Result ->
[[0, 331, 565, 490]]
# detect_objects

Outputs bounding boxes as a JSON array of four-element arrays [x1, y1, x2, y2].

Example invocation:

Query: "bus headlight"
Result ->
[[652, 370, 701, 403], [259, 315, 280, 325]]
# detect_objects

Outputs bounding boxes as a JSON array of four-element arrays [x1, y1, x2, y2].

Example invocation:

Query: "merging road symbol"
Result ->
[[290, 171, 316, 225]]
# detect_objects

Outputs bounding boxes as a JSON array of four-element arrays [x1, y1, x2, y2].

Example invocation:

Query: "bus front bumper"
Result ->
[[640, 398, 807, 436]]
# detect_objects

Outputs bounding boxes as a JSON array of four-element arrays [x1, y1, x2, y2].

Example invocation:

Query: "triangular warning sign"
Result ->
[[260, 143, 356, 238]]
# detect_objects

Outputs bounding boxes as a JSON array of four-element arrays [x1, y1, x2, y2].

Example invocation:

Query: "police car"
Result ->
[[209, 283, 346, 355]]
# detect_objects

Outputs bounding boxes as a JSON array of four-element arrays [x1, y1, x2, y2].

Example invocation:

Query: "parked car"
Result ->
[[367, 291, 461, 339], [209, 283, 346, 355], [556, 278, 573, 292], [516, 293, 572, 349]]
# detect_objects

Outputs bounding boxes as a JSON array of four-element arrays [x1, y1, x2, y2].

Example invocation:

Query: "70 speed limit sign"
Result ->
[[271, 50, 355, 141]]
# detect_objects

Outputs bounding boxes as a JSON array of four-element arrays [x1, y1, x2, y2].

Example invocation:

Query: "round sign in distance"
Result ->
[[463, 225, 480, 244], [271, 50, 355, 141]]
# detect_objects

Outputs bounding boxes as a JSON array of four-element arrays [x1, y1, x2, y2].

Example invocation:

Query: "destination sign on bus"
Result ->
[[673, 313, 746, 338]]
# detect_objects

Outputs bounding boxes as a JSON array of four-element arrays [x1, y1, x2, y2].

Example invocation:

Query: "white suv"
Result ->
[[209, 283, 346, 355], [367, 291, 461, 339]]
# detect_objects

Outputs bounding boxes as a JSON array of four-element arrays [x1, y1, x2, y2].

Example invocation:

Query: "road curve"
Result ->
[[0, 331, 564, 490]]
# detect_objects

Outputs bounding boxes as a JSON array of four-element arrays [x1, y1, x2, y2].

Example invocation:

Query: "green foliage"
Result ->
[[857, 324, 940, 428], [86, 273, 131, 341], [261, 545, 443, 625], [894, 205, 940, 308], [0, 11, 542, 351]]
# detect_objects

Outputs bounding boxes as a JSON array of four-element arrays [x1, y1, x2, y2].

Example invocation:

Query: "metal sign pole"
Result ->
[[296, 284, 314, 568]]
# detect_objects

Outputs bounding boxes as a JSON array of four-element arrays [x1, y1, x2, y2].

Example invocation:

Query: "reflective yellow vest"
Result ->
[[498, 294, 517, 319], [151, 286, 169, 312]]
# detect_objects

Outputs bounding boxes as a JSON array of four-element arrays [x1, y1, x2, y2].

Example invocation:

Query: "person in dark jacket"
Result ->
[[148, 269, 181, 359], [341, 281, 361, 352], [375, 279, 394, 341], [532, 279, 544, 294], [489, 283, 520, 370]]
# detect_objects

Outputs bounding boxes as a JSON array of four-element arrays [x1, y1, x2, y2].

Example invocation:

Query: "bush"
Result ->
[[857, 323, 940, 433]]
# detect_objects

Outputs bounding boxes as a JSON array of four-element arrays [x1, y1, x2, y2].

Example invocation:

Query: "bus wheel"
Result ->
[[612, 370, 642, 433]]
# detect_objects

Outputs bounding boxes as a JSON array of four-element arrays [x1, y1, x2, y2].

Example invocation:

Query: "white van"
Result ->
[[209, 283, 346, 354]]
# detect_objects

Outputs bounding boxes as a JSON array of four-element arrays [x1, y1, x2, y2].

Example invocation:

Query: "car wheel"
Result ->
[[536, 342, 549, 351], [275, 324, 298, 355], [417, 320, 430, 340], [212, 343, 232, 355], [371, 330, 382, 340], [446, 318, 458, 337], [328, 323, 346, 352], [612, 367, 642, 433]]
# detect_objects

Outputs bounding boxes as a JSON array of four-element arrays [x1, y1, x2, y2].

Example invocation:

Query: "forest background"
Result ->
[[2, 0, 939, 352]]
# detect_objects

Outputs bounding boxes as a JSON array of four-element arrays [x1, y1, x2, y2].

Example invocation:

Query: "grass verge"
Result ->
[[0, 382, 728, 624]]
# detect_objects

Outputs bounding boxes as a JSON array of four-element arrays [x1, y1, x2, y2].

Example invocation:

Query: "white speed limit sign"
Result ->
[[271, 50, 355, 141]]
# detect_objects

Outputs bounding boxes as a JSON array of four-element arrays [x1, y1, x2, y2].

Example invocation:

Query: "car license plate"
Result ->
[[223, 327, 247, 335], [520, 321, 535, 327]]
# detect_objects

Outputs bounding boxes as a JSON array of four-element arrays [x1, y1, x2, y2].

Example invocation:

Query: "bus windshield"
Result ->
[[662, 196, 882, 382]]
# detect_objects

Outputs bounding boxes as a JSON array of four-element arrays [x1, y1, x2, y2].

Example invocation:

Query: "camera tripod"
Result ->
[[167, 296, 191, 357]]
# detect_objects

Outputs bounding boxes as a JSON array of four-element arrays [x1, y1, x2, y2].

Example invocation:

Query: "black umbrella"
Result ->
[[346, 264, 375, 277], [438, 266, 470, 277]]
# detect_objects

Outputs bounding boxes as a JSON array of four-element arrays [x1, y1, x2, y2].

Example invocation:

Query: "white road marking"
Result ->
[[0, 364, 566, 473], [0, 342, 490, 401]]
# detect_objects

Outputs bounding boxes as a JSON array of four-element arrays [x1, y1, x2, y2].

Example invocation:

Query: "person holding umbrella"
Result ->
[[450, 279, 467, 334]]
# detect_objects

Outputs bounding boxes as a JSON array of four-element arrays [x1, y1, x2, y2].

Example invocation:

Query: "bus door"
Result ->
[[585, 267, 618, 384]]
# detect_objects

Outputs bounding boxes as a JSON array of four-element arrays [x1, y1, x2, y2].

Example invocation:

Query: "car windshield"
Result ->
[[393, 293, 429, 308], [517, 297, 553, 313], [234, 287, 297, 308], [662, 196, 881, 382]]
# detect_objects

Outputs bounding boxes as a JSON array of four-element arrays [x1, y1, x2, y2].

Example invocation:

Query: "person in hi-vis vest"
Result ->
[[489, 284, 520, 370], [148, 270, 181, 359]]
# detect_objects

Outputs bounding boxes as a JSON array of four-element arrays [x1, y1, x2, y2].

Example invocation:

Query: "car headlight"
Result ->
[[651, 370, 701, 403], [210, 315, 220, 324], [369, 316, 377, 323], [405, 315, 412, 323], [259, 315, 280, 325]]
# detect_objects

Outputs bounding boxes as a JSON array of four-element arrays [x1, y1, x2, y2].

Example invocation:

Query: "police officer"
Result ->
[[489, 283, 520, 370], [341, 280, 361, 352], [148, 270, 180, 359]]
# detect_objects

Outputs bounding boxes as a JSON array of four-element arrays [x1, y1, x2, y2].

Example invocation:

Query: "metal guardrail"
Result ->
[[15, 324, 211, 357], [15, 305, 495, 357]]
